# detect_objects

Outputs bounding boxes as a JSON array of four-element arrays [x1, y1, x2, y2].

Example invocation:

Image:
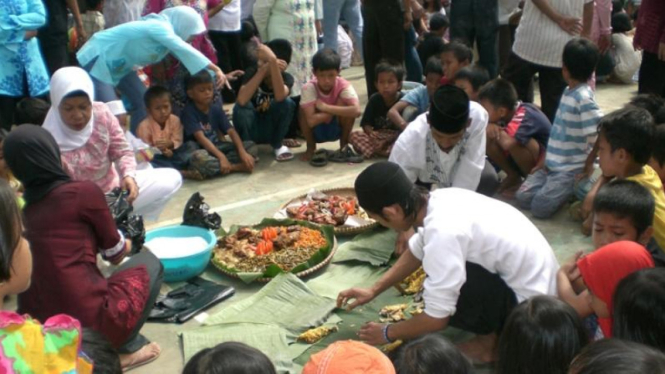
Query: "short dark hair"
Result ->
[[428, 85, 470, 134], [86, 0, 103, 10], [627, 94, 665, 124], [81, 329, 122, 374], [563, 38, 600, 82], [612, 12, 633, 33], [374, 59, 405, 83], [497, 296, 589, 374], [15, 98, 49, 126], [453, 66, 490, 92], [182, 342, 277, 374], [441, 41, 473, 64], [424, 56, 444, 77], [0, 178, 21, 283], [312, 48, 341, 71], [144, 85, 171, 108], [598, 107, 654, 165], [393, 334, 473, 374], [429, 13, 449, 31], [613, 268, 665, 352], [240, 20, 258, 42], [569, 339, 665, 374], [653, 124, 665, 167], [477, 78, 519, 111], [186, 70, 214, 91], [266, 38, 292, 65], [593, 180, 655, 237]]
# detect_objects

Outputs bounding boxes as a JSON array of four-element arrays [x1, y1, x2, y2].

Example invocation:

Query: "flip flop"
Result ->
[[275, 145, 294, 162], [309, 149, 329, 167], [330, 146, 364, 163], [282, 138, 302, 148]]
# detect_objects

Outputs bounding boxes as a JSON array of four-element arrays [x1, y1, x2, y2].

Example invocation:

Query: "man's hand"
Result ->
[[395, 228, 415, 256], [240, 151, 255, 172], [557, 16, 583, 35], [359, 322, 389, 346], [24, 30, 37, 40], [76, 24, 87, 44], [659, 42, 665, 61], [486, 123, 502, 142], [122, 176, 139, 203], [337, 287, 376, 310], [219, 156, 232, 175]]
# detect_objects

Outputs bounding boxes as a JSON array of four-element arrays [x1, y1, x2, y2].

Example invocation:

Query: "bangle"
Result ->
[[382, 324, 394, 343]]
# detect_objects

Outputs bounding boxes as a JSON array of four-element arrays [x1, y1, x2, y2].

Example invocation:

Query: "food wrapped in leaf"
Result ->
[[398, 268, 426, 295], [379, 304, 408, 323], [297, 325, 338, 344]]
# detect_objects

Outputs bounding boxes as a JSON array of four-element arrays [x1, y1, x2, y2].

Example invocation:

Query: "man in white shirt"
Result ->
[[338, 162, 559, 363], [503, 0, 594, 122], [389, 85, 498, 196]]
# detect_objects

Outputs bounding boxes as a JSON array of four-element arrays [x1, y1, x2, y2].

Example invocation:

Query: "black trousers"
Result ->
[[209, 30, 244, 103], [362, 1, 405, 96], [503, 51, 567, 123], [0, 96, 17, 131], [449, 262, 518, 335], [450, 0, 499, 78], [38, 37, 69, 76], [115, 250, 164, 354], [415, 160, 499, 197], [638, 51, 665, 96]]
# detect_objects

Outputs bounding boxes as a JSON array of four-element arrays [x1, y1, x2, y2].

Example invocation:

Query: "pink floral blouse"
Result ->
[[61, 102, 137, 193]]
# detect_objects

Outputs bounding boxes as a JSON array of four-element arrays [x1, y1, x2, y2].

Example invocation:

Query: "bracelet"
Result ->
[[382, 324, 394, 344]]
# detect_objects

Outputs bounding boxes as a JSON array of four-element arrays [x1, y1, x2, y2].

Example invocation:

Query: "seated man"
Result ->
[[338, 161, 559, 363], [234, 39, 296, 162]]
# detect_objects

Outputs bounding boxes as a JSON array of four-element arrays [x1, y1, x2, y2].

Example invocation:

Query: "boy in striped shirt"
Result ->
[[516, 38, 602, 218]]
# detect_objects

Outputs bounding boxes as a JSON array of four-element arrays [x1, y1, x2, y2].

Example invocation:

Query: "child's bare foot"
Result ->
[[457, 333, 498, 364], [120, 342, 161, 371], [300, 149, 315, 162], [180, 170, 204, 181], [498, 174, 522, 193]]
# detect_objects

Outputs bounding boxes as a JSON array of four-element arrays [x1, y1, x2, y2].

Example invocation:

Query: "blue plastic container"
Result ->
[[145, 225, 217, 283]]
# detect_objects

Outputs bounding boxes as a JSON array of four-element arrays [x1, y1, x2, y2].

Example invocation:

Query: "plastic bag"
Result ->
[[182, 193, 222, 230], [105, 188, 145, 255]]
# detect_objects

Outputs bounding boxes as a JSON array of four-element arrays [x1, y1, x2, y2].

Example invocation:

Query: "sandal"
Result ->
[[330, 146, 364, 163], [309, 149, 329, 167], [274, 145, 294, 162], [282, 138, 302, 148]]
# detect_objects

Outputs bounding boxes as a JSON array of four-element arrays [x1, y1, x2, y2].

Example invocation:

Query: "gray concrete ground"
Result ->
[[6, 67, 638, 373]]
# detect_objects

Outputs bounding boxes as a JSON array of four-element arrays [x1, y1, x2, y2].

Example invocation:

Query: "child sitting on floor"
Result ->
[[181, 71, 258, 179], [582, 108, 665, 249], [234, 39, 296, 162], [106, 100, 155, 170], [387, 57, 444, 128], [137, 86, 203, 179], [349, 60, 405, 159], [649, 124, 665, 186], [516, 38, 602, 219], [299, 48, 362, 166], [453, 66, 489, 102], [479, 78, 552, 193], [440, 40, 472, 85]]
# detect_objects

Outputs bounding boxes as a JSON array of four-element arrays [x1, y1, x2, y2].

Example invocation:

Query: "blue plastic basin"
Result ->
[[145, 225, 216, 283]]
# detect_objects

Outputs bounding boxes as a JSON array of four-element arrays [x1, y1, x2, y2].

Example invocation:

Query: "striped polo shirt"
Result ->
[[512, 0, 594, 68], [545, 84, 602, 172]]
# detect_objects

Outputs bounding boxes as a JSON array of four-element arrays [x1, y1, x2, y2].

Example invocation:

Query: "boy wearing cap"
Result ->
[[338, 161, 559, 363]]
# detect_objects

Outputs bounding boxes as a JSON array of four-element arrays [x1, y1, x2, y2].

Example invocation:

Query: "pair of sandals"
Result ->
[[310, 146, 364, 167]]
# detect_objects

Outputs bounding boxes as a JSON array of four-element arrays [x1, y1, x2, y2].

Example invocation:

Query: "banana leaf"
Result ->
[[203, 273, 337, 335], [211, 218, 336, 283], [331, 228, 396, 266]]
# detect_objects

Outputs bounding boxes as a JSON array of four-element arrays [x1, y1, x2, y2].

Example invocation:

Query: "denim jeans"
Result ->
[[516, 168, 579, 219], [82, 60, 147, 133], [404, 25, 423, 82], [232, 98, 295, 149], [323, 0, 364, 59]]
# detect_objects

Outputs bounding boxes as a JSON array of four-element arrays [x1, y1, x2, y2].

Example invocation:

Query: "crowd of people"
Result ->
[[1, 0, 665, 372]]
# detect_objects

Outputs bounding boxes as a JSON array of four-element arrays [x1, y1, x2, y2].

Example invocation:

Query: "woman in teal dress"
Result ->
[[0, 0, 50, 131], [77, 6, 228, 132]]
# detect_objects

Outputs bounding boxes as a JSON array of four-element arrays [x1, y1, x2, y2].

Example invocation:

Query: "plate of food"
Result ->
[[211, 218, 336, 283], [275, 188, 379, 236]]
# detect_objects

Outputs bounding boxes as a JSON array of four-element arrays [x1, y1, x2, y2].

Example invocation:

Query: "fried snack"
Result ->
[[398, 268, 426, 295], [297, 325, 339, 344], [381, 340, 404, 353], [379, 304, 408, 323]]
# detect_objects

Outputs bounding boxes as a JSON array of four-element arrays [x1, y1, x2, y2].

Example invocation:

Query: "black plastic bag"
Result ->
[[105, 188, 145, 255], [149, 277, 235, 323], [182, 192, 221, 230]]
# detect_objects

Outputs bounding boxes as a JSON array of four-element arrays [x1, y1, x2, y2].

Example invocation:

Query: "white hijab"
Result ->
[[43, 67, 96, 152]]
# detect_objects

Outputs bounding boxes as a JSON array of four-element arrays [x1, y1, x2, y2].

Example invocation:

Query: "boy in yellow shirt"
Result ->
[[583, 107, 665, 250]]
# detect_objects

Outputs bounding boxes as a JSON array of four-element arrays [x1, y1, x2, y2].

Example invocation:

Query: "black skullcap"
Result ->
[[355, 162, 414, 214], [428, 85, 470, 134]]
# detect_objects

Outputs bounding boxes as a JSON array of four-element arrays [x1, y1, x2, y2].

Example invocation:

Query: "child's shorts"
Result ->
[[313, 118, 341, 143]]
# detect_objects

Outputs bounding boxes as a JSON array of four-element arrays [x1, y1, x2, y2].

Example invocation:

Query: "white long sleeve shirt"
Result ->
[[409, 188, 559, 319]]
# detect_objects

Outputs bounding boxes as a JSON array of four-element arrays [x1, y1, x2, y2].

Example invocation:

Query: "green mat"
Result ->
[[203, 273, 336, 335], [332, 228, 396, 266]]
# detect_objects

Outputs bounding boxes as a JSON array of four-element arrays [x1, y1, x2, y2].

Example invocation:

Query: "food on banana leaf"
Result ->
[[286, 194, 367, 227], [297, 325, 339, 344], [379, 304, 408, 323], [398, 268, 426, 295], [382, 340, 404, 353]]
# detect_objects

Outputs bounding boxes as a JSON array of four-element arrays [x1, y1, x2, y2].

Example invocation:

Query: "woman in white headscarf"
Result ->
[[78, 6, 227, 132], [43, 67, 182, 222]]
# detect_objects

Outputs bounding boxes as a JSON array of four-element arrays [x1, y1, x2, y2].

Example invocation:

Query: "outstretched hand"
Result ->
[[337, 288, 375, 311]]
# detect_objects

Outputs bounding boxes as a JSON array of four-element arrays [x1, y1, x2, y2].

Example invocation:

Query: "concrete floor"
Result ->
[[8, 67, 638, 373]]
